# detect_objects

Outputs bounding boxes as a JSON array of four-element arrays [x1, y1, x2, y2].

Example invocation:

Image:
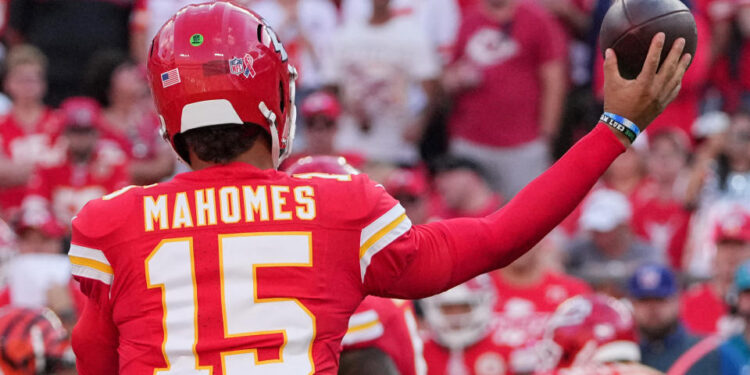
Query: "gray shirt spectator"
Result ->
[[564, 189, 662, 295]]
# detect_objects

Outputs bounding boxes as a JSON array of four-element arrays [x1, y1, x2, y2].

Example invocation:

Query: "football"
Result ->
[[599, 0, 697, 79]]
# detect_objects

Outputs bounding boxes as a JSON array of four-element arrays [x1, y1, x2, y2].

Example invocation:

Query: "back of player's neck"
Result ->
[[189, 139, 275, 171]]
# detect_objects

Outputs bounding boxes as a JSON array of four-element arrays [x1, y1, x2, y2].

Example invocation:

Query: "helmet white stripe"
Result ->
[[181, 99, 243, 133]]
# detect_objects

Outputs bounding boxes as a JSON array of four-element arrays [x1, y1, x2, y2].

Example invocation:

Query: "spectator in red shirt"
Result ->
[[444, 0, 567, 198], [631, 128, 693, 270], [0, 45, 65, 219], [84, 50, 174, 185], [681, 205, 750, 336], [22, 97, 129, 230]]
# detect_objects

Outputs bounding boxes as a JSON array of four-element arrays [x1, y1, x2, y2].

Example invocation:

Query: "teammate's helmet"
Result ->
[[0, 307, 72, 375], [147, 1, 297, 168], [421, 275, 496, 350], [283, 156, 360, 176], [540, 294, 639, 370]]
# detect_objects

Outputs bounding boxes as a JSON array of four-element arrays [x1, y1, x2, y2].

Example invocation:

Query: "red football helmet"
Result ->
[[283, 155, 360, 176], [147, 1, 298, 168], [539, 294, 639, 370]]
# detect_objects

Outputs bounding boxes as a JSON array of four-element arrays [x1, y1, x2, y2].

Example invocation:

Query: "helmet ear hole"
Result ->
[[257, 24, 264, 44], [279, 81, 285, 114]]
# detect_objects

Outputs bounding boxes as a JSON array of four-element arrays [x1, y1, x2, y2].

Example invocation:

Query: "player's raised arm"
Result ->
[[366, 34, 692, 299]]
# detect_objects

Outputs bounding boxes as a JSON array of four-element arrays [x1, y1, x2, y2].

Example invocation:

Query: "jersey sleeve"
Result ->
[[350, 176, 415, 293], [68, 192, 135, 374], [69, 209, 115, 293]]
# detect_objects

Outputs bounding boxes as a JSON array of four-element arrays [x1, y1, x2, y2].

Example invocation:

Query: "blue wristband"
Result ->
[[603, 112, 640, 137]]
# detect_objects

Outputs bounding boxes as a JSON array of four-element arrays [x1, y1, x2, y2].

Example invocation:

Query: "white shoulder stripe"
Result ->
[[360, 215, 412, 282], [342, 309, 384, 346], [68, 244, 110, 265], [360, 204, 406, 247], [348, 309, 379, 328], [71, 264, 113, 285]]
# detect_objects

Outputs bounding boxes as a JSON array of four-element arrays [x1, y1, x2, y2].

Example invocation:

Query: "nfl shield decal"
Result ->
[[229, 58, 243, 76]]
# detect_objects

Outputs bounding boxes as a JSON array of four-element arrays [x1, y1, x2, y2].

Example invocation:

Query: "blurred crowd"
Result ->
[[0, 0, 749, 373]]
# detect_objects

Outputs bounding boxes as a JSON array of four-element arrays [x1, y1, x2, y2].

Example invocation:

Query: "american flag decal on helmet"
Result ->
[[161, 68, 181, 88]]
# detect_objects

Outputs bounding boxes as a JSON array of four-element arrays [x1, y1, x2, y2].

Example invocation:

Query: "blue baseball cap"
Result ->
[[735, 260, 750, 292], [628, 263, 678, 299]]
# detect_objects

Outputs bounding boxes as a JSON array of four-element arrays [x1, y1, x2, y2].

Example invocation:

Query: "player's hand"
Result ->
[[603, 32, 692, 131]]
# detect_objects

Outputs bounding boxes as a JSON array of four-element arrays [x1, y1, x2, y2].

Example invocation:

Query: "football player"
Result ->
[[69, 2, 691, 374], [421, 275, 506, 375], [537, 294, 662, 375]]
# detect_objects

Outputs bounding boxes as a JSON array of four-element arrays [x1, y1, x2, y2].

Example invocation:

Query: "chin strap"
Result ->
[[258, 101, 280, 169], [259, 65, 299, 170], [284, 65, 299, 162]]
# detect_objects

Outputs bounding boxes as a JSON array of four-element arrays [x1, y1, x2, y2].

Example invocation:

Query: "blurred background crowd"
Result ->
[[0, 0, 749, 373]]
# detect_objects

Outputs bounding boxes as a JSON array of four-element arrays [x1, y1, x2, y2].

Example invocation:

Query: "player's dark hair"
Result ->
[[338, 348, 399, 375], [177, 123, 267, 165]]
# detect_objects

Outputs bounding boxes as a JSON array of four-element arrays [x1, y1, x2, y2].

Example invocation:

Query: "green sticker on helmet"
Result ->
[[190, 34, 204, 46]]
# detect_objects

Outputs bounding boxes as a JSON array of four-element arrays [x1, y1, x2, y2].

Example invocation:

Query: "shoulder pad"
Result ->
[[73, 185, 140, 240]]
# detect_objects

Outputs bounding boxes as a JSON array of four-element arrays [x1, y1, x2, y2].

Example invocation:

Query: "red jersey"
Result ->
[[341, 297, 426, 375], [0, 109, 65, 215], [489, 271, 591, 374], [70, 163, 420, 374], [680, 283, 728, 336], [25, 144, 129, 228], [630, 179, 692, 270], [423, 329, 509, 375], [448, 3, 566, 147], [68, 123, 626, 374]]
